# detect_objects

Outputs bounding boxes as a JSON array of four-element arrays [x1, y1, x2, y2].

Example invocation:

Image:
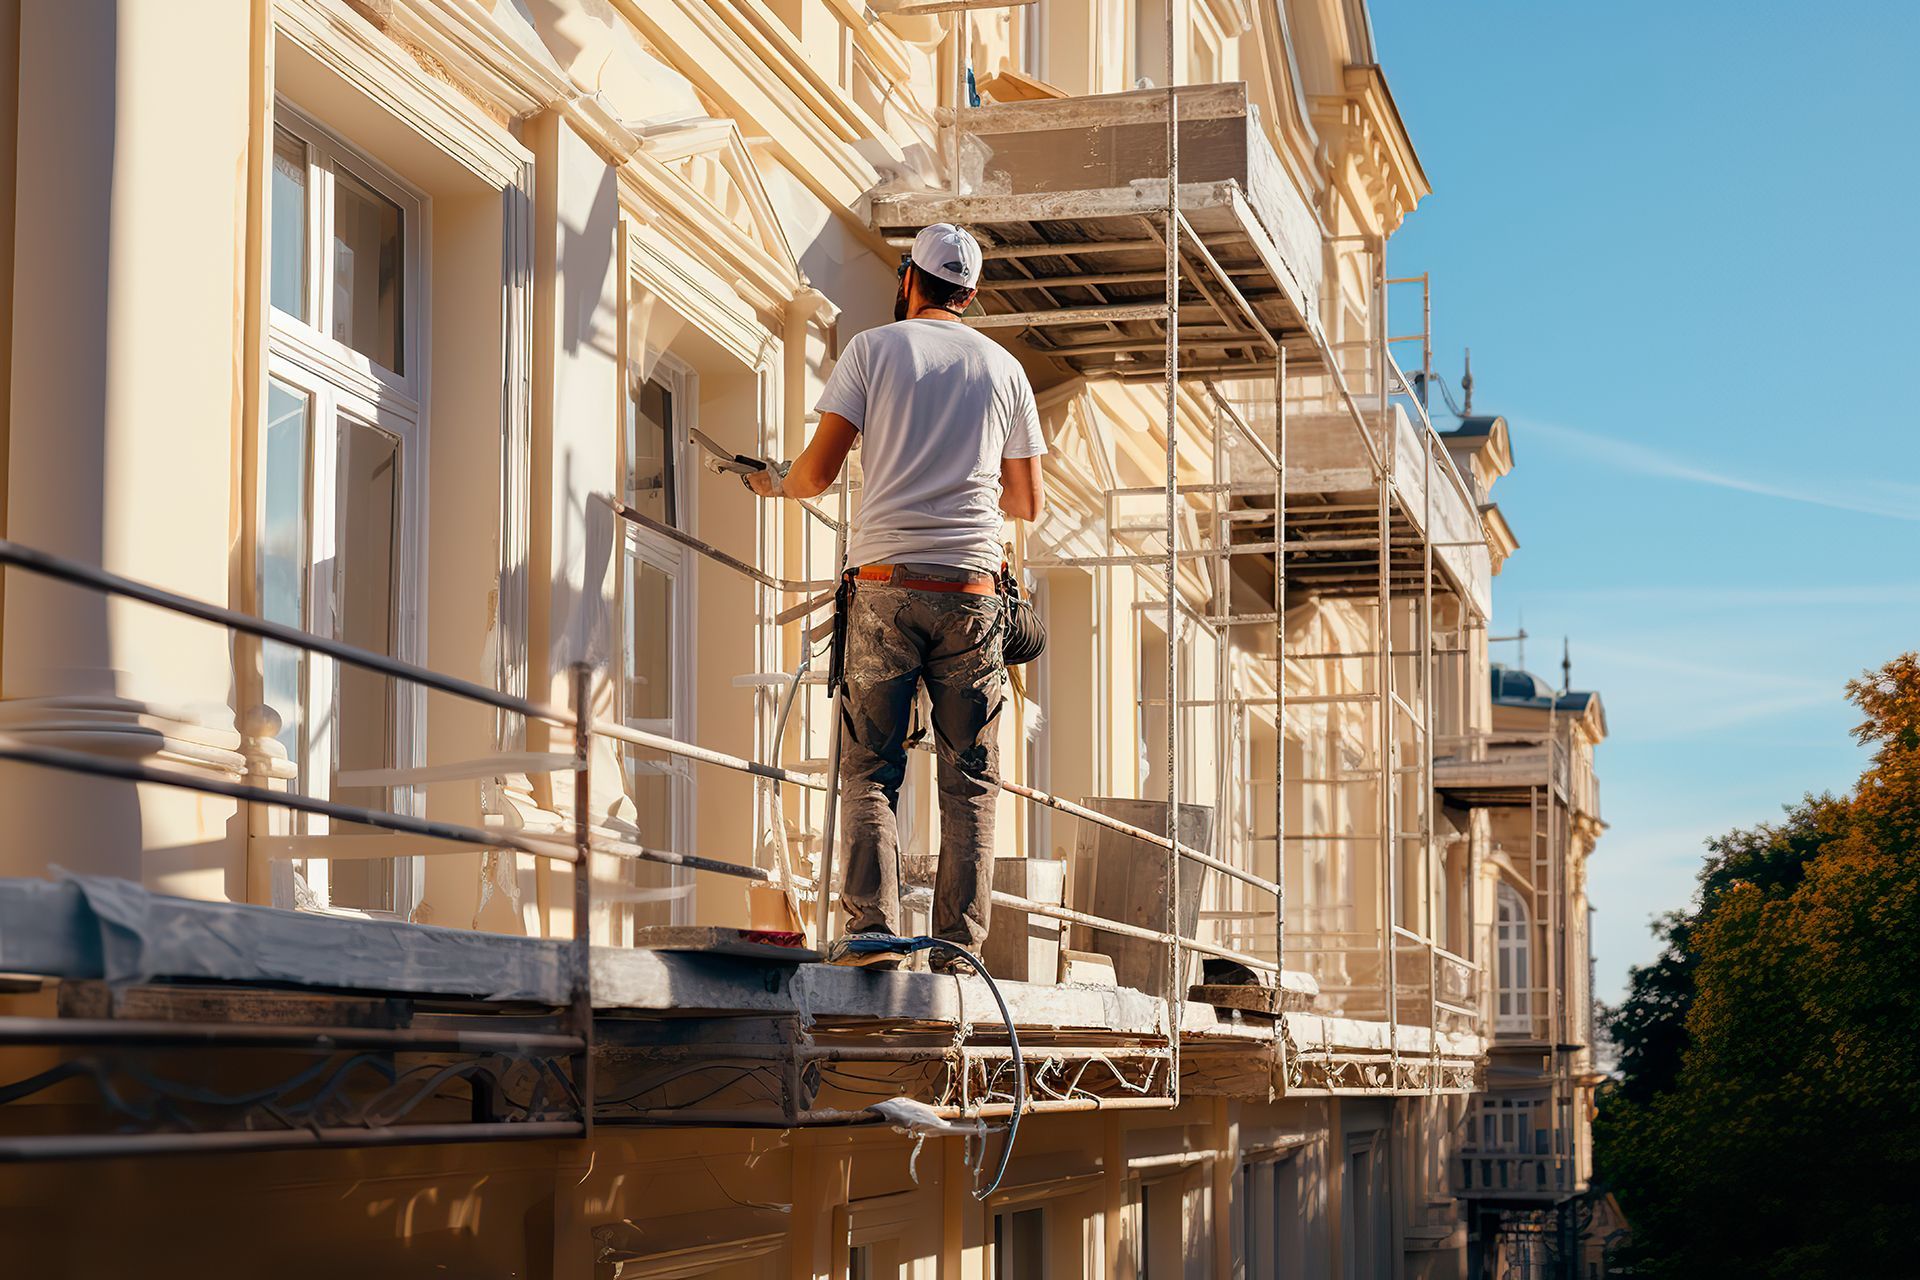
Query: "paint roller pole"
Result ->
[[814, 467, 854, 950]]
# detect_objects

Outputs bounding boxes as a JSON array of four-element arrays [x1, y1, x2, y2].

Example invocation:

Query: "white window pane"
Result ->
[[627, 378, 678, 525], [331, 168, 404, 373], [270, 128, 308, 320], [624, 557, 675, 725], [260, 378, 310, 780], [620, 551, 684, 928], [328, 418, 400, 911]]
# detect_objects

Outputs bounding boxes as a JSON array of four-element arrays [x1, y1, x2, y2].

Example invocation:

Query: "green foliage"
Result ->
[[1595, 653, 1920, 1278]]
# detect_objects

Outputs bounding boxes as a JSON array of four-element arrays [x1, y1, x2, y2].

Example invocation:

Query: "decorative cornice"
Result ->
[[621, 117, 832, 325], [346, 0, 640, 162], [610, 0, 890, 209], [1479, 502, 1518, 576], [1308, 64, 1430, 236], [276, 0, 534, 189]]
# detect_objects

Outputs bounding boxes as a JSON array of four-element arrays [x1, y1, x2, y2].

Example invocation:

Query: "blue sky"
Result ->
[[1370, 1, 1920, 1004]]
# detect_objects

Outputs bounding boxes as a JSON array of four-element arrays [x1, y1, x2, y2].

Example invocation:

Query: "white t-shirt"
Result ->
[[815, 318, 1047, 575]]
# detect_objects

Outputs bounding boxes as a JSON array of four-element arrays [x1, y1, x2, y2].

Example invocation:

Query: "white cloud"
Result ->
[[1520, 418, 1920, 522]]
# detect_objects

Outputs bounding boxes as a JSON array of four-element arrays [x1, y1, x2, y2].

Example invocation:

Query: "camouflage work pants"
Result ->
[[838, 570, 1005, 948]]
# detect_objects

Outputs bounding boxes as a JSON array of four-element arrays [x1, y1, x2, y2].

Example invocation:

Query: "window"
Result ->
[[263, 105, 424, 915], [1496, 881, 1534, 1033], [1240, 1155, 1303, 1278], [1133, 0, 1169, 87], [269, 114, 413, 380], [993, 1207, 1046, 1279], [619, 358, 697, 932], [1476, 1095, 1540, 1154], [1343, 1143, 1382, 1280], [1189, 3, 1221, 85]]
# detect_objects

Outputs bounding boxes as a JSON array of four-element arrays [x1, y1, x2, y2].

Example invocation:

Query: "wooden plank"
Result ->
[[632, 925, 818, 964], [975, 68, 1067, 104], [942, 81, 1247, 133], [873, 180, 1238, 231]]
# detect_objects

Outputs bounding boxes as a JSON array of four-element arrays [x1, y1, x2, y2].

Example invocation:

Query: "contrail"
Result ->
[[1522, 419, 1920, 521]]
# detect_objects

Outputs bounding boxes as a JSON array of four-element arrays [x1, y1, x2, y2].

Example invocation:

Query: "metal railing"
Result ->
[[605, 490, 1291, 1007], [1453, 1152, 1574, 1198], [0, 537, 667, 1154]]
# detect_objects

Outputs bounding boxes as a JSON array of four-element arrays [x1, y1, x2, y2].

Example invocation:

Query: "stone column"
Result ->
[[0, 0, 255, 895]]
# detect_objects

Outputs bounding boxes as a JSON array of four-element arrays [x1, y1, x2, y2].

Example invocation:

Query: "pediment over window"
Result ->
[[633, 116, 802, 308]]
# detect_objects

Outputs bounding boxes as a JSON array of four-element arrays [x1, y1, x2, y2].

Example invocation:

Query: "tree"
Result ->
[[1594, 653, 1920, 1278]]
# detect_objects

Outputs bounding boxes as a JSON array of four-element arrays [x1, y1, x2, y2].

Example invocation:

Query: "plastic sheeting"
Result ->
[[0, 873, 571, 1003]]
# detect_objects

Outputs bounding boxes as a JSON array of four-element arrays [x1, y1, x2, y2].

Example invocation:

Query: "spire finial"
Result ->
[[1461, 348, 1474, 416], [1562, 636, 1572, 694]]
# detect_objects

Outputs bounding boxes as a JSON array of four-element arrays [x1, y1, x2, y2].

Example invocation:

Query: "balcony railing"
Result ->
[[1452, 1152, 1573, 1200]]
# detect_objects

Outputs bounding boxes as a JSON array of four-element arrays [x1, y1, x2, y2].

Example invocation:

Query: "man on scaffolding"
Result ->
[[746, 223, 1046, 971]]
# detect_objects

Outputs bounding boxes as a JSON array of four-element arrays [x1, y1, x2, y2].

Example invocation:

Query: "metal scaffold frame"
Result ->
[[870, 5, 1490, 1097]]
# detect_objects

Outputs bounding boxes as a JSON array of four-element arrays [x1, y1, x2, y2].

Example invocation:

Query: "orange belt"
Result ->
[[853, 564, 999, 596]]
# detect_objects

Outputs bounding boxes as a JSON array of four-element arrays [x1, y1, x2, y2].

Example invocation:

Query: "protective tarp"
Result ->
[[0, 874, 571, 1003]]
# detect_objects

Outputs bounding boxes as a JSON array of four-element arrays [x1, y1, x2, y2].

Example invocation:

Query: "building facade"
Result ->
[[0, 1, 1607, 1276]]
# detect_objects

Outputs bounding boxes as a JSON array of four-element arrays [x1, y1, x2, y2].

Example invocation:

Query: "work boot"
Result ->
[[824, 930, 909, 971], [928, 945, 976, 977]]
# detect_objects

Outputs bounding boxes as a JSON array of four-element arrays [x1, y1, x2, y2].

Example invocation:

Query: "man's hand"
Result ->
[[745, 461, 792, 498]]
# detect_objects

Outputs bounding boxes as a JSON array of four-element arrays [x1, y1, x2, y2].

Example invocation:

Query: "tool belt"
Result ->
[[852, 563, 999, 594], [827, 562, 1046, 697]]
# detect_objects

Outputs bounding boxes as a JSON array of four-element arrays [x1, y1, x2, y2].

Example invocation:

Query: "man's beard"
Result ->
[[893, 276, 910, 322]]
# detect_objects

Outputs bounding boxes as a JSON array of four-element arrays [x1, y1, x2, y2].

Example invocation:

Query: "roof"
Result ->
[[1441, 415, 1515, 483], [1490, 662, 1601, 719]]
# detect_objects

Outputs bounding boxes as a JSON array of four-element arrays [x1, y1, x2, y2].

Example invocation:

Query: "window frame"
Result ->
[[1017, 0, 1050, 81], [618, 351, 700, 928], [262, 98, 430, 917], [1495, 880, 1535, 1034], [992, 1204, 1049, 1279], [268, 101, 424, 401]]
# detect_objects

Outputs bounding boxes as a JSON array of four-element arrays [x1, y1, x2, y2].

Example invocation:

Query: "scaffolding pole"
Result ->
[[1161, 14, 1183, 1106]]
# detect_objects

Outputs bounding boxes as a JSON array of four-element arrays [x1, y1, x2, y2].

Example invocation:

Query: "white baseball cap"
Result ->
[[910, 223, 982, 289]]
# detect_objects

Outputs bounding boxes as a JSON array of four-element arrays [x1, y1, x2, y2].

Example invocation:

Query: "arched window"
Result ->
[[1496, 882, 1534, 1034]]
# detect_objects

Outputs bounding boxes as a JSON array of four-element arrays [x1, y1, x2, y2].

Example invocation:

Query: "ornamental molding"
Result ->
[[1308, 65, 1429, 237]]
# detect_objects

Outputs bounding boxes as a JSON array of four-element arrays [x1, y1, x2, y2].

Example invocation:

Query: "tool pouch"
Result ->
[[998, 565, 1047, 666], [826, 568, 856, 695]]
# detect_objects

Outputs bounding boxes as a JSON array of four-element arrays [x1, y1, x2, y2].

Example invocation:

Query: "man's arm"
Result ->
[[1000, 454, 1044, 521], [748, 413, 859, 500]]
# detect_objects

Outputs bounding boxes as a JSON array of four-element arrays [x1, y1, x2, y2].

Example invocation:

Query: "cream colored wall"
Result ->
[[527, 109, 624, 939], [416, 171, 511, 930], [0, 0, 255, 896]]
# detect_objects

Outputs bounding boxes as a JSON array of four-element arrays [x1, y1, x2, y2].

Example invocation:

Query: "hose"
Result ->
[[828, 932, 1026, 1199], [921, 938, 1025, 1201]]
